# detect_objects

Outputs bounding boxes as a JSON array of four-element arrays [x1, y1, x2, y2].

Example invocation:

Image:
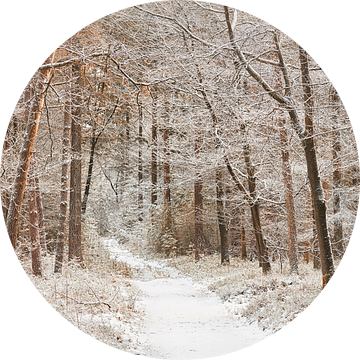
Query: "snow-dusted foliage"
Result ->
[[18, 222, 145, 355], [2, 0, 359, 357], [167, 255, 322, 333]]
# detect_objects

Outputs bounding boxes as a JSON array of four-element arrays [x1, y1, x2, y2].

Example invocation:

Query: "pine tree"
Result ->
[[6, 53, 55, 249]]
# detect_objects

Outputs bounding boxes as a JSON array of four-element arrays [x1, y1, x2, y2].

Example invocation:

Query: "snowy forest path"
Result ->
[[103, 238, 266, 359]]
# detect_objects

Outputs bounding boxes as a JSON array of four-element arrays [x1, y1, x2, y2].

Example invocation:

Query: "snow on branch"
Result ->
[[38, 51, 110, 70]]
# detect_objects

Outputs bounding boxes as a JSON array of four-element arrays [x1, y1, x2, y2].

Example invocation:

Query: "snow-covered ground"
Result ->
[[23, 236, 319, 359], [136, 277, 265, 359], [103, 238, 267, 359]]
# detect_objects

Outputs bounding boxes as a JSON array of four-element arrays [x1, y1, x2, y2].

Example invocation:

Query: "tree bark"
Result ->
[[28, 159, 41, 276], [241, 123, 270, 273], [137, 91, 144, 222], [224, 6, 333, 286], [330, 86, 344, 259], [201, 82, 268, 269], [299, 47, 334, 286], [163, 105, 171, 231], [241, 222, 247, 260], [81, 129, 96, 215], [33, 157, 47, 252], [6, 53, 55, 249], [194, 123, 204, 261], [150, 89, 158, 207], [222, 8, 270, 273], [225, 154, 271, 271], [54, 72, 71, 273], [273, 36, 299, 273], [304, 190, 312, 264], [68, 59, 84, 264], [216, 168, 229, 265], [81, 97, 120, 215], [278, 115, 299, 273]]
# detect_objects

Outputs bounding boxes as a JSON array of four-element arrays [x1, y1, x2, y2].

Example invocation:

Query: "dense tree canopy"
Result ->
[[2, 0, 359, 285]]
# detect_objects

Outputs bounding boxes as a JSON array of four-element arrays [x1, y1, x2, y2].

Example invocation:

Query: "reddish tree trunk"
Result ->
[[28, 160, 41, 276], [6, 54, 55, 249]]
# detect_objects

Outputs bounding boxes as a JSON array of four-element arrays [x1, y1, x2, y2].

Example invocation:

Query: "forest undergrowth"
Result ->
[[16, 221, 334, 350], [17, 224, 145, 354], [166, 255, 324, 333]]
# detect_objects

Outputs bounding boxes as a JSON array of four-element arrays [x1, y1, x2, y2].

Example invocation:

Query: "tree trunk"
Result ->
[[304, 190, 312, 264], [6, 53, 55, 249], [117, 103, 131, 205], [241, 124, 271, 273], [194, 176, 204, 260], [224, 7, 334, 286], [216, 168, 229, 265], [299, 47, 334, 286], [151, 89, 158, 207], [81, 129, 96, 215], [224, 129, 270, 272], [137, 92, 144, 222], [163, 108, 171, 231], [278, 116, 299, 273], [194, 123, 204, 261], [81, 95, 120, 214], [54, 74, 71, 273], [223, 8, 270, 273], [28, 159, 41, 276], [330, 87, 344, 259], [33, 158, 47, 252], [1, 190, 10, 222], [241, 219, 247, 260], [273, 40, 299, 273], [68, 60, 83, 264], [20, 88, 46, 253], [203, 92, 269, 270]]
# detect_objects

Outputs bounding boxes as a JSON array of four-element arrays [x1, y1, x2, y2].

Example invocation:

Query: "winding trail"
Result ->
[[103, 239, 266, 359]]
